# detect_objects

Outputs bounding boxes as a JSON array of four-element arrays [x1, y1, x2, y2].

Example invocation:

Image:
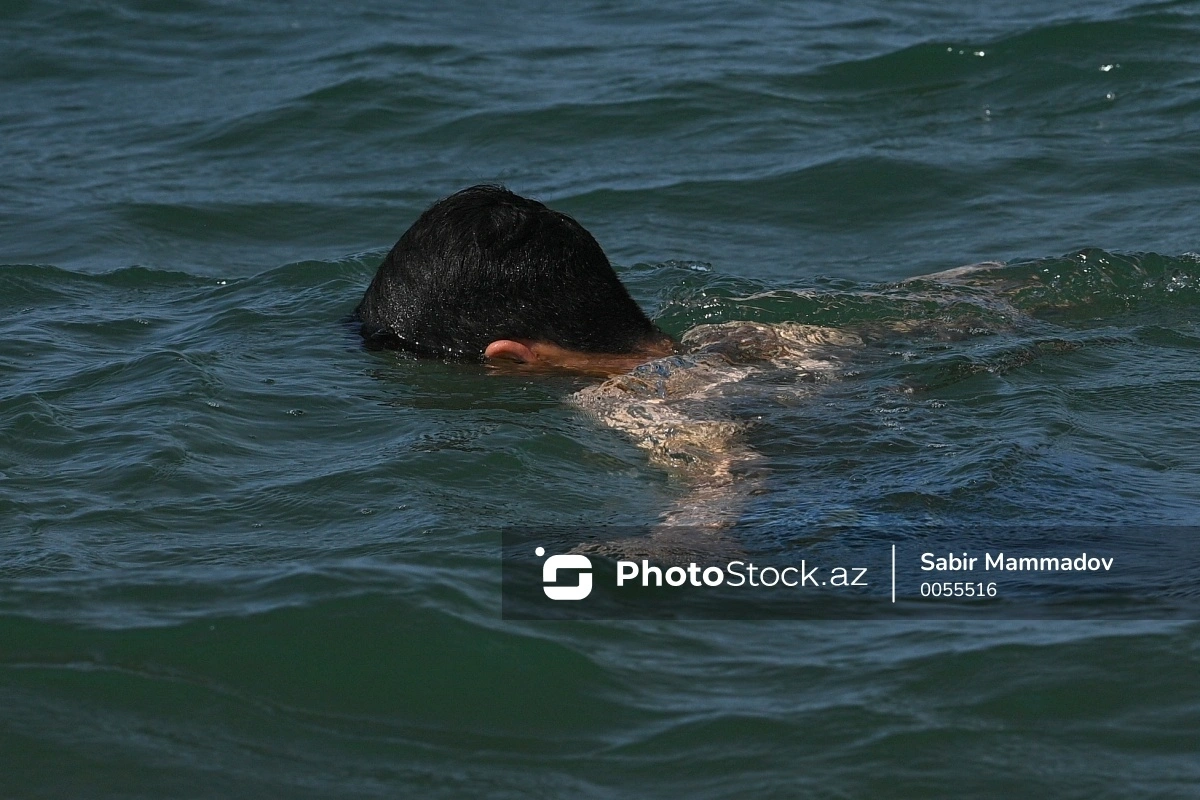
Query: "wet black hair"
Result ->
[[355, 185, 668, 360]]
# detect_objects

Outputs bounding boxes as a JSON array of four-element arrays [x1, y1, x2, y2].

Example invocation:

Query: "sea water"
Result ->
[[2, 1, 1199, 796]]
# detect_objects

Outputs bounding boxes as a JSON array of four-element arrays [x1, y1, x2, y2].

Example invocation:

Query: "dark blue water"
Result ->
[[3, 1, 1200, 797]]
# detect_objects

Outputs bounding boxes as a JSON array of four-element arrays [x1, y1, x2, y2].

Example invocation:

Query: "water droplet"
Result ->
[[973, 50, 986, 57], [1105, 91, 1116, 101]]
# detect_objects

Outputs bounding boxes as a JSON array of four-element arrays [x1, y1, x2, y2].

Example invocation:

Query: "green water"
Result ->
[[3, 1, 1200, 797]]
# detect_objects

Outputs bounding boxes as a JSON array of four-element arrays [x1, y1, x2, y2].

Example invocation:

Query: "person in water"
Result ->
[[357, 186, 848, 461], [356, 185, 1011, 554]]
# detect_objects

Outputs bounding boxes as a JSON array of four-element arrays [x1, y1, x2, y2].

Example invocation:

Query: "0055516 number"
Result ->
[[919, 581, 997, 598]]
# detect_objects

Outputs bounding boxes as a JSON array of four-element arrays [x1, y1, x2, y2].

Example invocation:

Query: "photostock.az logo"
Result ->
[[537, 547, 593, 601]]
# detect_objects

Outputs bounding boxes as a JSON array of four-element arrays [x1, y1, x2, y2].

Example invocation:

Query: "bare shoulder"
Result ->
[[571, 321, 853, 479], [681, 321, 861, 369]]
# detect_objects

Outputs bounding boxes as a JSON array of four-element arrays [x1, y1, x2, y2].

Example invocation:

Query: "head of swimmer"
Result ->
[[355, 184, 676, 376]]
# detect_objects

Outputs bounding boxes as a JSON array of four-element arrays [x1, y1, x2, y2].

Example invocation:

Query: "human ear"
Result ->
[[484, 339, 537, 363]]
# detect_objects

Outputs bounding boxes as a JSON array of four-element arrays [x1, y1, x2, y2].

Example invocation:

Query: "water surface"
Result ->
[[2, 1, 1199, 797]]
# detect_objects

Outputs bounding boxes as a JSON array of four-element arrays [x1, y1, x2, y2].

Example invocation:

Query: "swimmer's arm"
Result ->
[[571, 393, 765, 562], [908, 261, 1008, 284]]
